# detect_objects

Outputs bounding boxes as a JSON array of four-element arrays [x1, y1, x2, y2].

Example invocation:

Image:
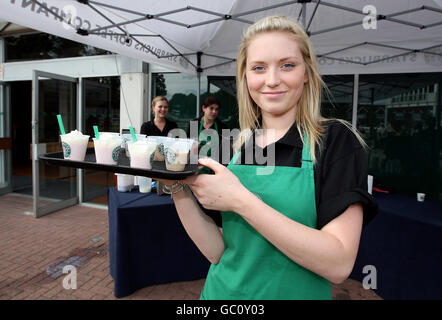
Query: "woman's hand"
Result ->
[[182, 157, 249, 212]]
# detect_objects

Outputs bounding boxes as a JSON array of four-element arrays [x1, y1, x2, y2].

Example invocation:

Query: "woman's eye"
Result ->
[[281, 63, 295, 69], [251, 66, 265, 71]]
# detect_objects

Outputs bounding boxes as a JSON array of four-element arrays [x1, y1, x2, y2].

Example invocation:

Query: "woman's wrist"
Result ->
[[172, 183, 191, 200], [231, 187, 257, 218], [162, 181, 185, 195]]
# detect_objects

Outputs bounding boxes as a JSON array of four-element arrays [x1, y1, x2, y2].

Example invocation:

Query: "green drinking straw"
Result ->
[[129, 126, 137, 142], [57, 114, 66, 135], [93, 126, 100, 140]]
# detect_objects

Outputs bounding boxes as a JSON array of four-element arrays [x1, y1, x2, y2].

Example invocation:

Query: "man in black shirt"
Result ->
[[187, 96, 227, 140], [187, 97, 227, 173]]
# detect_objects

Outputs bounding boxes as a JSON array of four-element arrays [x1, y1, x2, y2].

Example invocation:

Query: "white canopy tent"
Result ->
[[0, 1, 441, 217], [0, 0, 441, 76]]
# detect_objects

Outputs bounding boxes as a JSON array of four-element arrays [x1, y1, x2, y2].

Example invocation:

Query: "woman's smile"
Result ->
[[261, 91, 287, 99]]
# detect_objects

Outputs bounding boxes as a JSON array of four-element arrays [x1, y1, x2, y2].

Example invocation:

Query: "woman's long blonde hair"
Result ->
[[234, 15, 364, 163]]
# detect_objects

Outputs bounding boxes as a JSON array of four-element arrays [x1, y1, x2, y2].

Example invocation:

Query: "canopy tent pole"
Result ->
[[197, 73, 201, 118], [196, 52, 203, 119], [148, 72, 152, 121], [306, 0, 321, 32], [352, 74, 359, 129], [302, 3, 307, 28]]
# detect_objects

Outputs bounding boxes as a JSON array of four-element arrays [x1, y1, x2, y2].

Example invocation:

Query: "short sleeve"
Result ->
[[316, 122, 378, 229]]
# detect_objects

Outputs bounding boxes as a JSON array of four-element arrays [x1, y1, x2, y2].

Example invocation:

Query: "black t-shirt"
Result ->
[[140, 118, 178, 137], [187, 117, 229, 160], [200, 119, 378, 230]]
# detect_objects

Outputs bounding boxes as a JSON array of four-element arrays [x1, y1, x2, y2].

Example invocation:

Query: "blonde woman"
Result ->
[[163, 16, 377, 299], [140, 96, 178, 136]]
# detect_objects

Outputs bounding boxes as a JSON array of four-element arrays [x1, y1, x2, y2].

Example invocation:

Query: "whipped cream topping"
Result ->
[[94, 133, 123, 147], [66, 130, 87, 137], [61, 130, 89, 143]]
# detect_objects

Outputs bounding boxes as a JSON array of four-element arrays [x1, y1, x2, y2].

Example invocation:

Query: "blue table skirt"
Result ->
[[107, 187, 211, 298], [350, 192, 442, 299]]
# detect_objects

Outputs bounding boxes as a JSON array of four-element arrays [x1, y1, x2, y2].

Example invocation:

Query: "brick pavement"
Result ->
[[0, 193, 382, 300]]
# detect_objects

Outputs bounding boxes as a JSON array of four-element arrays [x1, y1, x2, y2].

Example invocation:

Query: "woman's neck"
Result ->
[[257, 111, 296, 148], [154, 116, 166, 124], [203, 116, 214, 128]]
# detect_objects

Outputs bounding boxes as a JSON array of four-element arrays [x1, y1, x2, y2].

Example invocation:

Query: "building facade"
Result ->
[[0, 27, 441, 214]]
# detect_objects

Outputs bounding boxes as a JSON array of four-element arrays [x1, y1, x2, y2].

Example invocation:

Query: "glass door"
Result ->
[[32, 71, 79, 218], [0, 81, 12, 196], [83, 78, 116, 136], [82, 78, 116, 204]]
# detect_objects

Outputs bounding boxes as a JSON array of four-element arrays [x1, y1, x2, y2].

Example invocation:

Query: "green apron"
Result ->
[[198, 118, 218, 175], [200, 135, 331, 300]]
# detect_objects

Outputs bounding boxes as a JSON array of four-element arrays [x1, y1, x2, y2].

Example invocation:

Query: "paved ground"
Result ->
[[0, 193, 382, 300]]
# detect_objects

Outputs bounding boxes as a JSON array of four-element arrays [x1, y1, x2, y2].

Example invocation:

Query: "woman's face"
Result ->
[[245, 31, 308, 121], [153, 100, 168, 119], [202, 104, 219, 121]]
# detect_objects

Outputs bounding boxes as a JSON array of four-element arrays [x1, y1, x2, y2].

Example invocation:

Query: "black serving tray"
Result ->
[[39, 148, 198, 180]]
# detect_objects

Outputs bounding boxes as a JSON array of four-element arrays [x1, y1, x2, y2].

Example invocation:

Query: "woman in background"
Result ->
[[140, 96, 178, 136]]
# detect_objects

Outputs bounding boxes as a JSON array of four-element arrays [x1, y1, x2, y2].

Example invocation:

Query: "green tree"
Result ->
[[154, 74, 167, 97]]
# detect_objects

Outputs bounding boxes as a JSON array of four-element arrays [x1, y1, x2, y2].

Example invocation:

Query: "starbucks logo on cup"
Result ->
[[158, 143, 165, 156], [149, 151, 155, 166], [112, 146, 121, 162], [165, 148, 176, 164], [62, 142, 71, 158]]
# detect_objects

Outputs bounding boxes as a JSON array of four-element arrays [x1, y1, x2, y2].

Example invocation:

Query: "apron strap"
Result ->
[[199, 117, 205, 135], [229, 150, 241, 166], [229, 134, 313, 169], [301, 133, 313, 169], [199, 118, 220, 173], [199, 118, 218, 138], [229, 132, 314, 169]]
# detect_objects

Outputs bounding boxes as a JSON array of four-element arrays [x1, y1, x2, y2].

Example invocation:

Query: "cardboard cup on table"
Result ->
[[115, 173, 134, 192], [367, 175, 373, 195], [138, 176, 152, 193], [417, 193, 425, 202]]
